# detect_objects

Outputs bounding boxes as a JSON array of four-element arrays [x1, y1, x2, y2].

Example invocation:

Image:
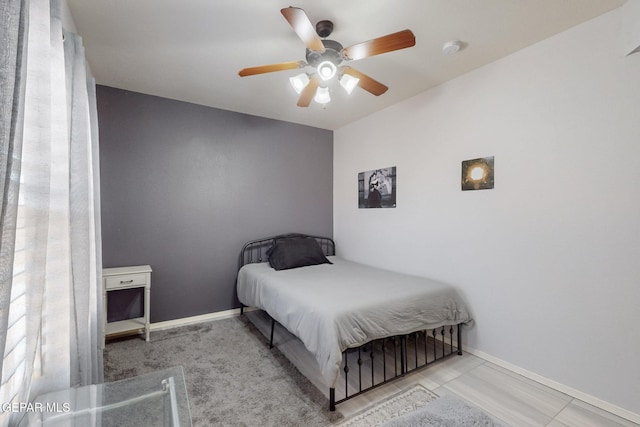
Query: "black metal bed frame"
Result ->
[[237, 233, 463, 411]]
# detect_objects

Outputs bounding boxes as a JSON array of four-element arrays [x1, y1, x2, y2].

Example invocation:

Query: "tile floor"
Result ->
[[338, 354, 639, 427]]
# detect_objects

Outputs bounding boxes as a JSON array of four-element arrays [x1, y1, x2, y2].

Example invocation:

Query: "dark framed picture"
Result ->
[[461, 156, 494, 190], [358, 167, 396, 208]]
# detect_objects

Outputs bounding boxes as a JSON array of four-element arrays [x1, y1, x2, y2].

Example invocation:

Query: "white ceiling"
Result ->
[[66, 0, 625, 131]]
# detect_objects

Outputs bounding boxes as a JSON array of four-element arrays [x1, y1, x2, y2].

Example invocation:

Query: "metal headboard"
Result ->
[[238, 233, 335, 270]]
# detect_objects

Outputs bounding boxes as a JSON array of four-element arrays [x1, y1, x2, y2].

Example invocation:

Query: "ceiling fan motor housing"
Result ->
[[306, 39, 344, 67]]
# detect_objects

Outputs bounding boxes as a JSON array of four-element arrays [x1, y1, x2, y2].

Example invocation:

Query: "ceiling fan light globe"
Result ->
[[289, 73, 310, 94], [314, 86, 331, 104], [317, 61, 337, 81], [340, 74, 360, 94]]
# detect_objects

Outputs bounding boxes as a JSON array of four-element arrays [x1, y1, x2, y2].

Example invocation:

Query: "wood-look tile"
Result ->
[[409, 353, 486, 390], [440, 362, 572, 427], [548, 399, 639, 427]]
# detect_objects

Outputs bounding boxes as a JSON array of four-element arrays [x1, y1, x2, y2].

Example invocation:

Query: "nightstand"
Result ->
[[103, 265, 152, 345]]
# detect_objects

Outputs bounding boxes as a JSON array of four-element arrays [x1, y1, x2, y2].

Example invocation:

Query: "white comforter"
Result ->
[[236, 257, 471, 388]]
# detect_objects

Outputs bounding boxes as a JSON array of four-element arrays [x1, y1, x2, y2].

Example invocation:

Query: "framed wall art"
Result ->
[[358, 167, 396, 208], [461, 156, 494, 191]]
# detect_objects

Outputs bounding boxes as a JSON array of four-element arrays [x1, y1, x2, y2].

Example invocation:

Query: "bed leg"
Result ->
[[400, 336, 407, 374], [269, 317, 275, 349], [240, 304, 244, 315], [329, 388, 336, 412], [457, 324, 463, 355]]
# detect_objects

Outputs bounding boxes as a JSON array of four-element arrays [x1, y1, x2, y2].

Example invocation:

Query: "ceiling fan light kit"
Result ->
[[289, 73, 310, 94], [314, 86, 331, 104], [239, 7, 416, 107], [317, 61, 337, 81], [339, 73, 360, 94]]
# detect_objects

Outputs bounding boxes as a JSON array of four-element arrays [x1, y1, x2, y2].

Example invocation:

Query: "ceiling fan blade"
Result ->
[[238, 61, 305, 77], [297, 75, 320, 107], [342, 29, 416, 61], [343, 67, 388, 96], [281, 7, 326, 52]]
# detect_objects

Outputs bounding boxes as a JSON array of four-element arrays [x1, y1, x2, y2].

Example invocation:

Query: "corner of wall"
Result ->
[[60, 0, 78, 33]]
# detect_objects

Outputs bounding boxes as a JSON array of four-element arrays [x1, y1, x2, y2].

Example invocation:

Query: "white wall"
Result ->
[[334, 3, 640, 418], [622, 0, 640, 55]]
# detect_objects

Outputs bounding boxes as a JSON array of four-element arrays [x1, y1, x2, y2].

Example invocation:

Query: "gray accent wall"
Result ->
[[97, 86, 333, 322]]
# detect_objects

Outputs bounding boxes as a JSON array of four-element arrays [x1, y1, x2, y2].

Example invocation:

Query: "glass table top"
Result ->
[[18, 366, 191, 427]]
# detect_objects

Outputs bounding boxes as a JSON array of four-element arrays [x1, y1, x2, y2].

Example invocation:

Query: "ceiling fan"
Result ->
[[238, 7, 416, 107]]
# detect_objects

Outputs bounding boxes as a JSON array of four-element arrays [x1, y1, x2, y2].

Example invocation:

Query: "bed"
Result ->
[[236, 233, 472, 411]]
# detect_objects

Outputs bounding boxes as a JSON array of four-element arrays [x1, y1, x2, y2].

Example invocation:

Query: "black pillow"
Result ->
[[267, 237, 332, 271]]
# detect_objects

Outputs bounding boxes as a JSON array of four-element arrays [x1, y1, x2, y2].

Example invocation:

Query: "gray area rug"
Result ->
[[381, 393, 505, 427], [104, 316, 343, 426], [333, 385, 505, 427]]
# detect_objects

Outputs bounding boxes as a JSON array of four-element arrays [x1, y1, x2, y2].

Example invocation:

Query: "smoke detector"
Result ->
[[442, 40, 462, 55]]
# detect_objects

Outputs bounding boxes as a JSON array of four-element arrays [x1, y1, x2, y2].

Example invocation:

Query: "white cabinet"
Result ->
[[103, 265, 152, 345]]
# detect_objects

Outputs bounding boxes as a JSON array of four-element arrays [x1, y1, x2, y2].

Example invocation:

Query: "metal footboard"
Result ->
[[329, 324, 463, 411]]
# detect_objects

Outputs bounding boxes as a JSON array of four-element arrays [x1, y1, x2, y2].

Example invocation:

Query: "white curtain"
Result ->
[[0, 0, 28, 397], [0, 0, 103, 425]]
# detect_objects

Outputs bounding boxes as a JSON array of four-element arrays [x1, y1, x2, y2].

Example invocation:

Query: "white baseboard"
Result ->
[[149, 307, 256, 332], [149, 312, 640, 424]]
